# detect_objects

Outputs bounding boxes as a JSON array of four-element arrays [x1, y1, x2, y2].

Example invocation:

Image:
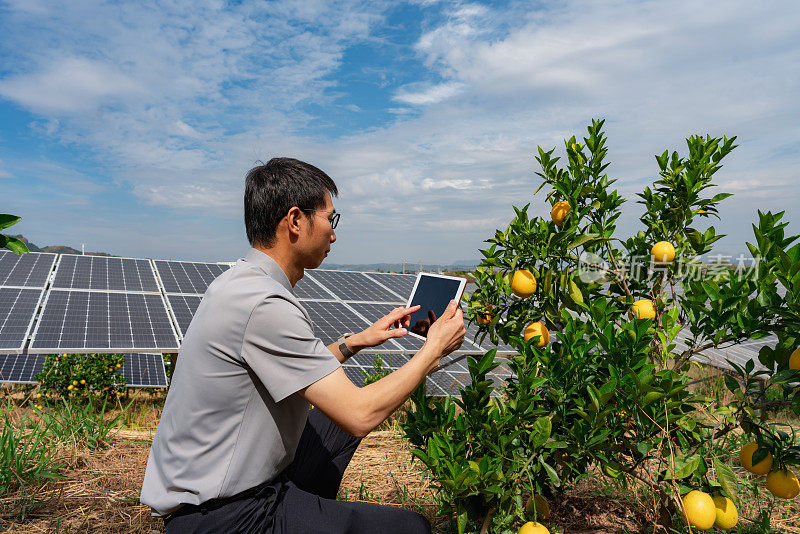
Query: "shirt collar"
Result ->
[[244, 248, 294, 294]]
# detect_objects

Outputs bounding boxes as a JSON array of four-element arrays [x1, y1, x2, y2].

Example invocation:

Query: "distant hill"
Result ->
[[11, 235, 114, 257]]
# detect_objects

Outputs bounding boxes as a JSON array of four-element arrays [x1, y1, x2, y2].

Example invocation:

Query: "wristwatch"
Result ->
[[338, 333, 356, 358]]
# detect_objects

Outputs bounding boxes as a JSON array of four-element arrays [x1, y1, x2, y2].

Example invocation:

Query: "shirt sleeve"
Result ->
[[241, 295, 341, 402]]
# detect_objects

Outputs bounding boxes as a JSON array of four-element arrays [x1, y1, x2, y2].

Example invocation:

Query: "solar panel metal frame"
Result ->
[[0, 251, 57, 288], [27, 288, 180, 354], [50, 254, 161, 293], [0, 288, 46, 354]]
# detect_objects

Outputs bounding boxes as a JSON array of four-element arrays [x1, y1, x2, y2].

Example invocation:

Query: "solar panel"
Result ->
[[0, 353, 44, 383], [52, 255, 159, 292], [294, 276, 336, 300], [363, 272, 417, 300], [29, 290, 179, 352], [301, 301, 372, 345], [154, 260, 228, 295], [121, 353, 168, 387], [342, 363, 368, 386], [0, 251, 56, 288], [166, 294, 202, 337], [307, 270, 403, 303], [0, 288, 44, 353]]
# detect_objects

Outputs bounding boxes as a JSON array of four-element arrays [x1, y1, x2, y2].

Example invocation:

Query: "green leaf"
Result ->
[[668, 454, 703, 480], [642, 391, 665, 406], [539, 457, 560, 486], [0, 214, 22, 230], [530, 416, 552, 448], [567, 233, 600, 250], [1, 236, 28, 254], [569, 279, 584, 304], [713, 457, 738, 499]]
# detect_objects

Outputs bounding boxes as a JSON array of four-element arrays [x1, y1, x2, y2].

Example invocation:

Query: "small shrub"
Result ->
[[36, 353, 125, 400], [363, 354, 391, 386], [0, 404, 66, 520]]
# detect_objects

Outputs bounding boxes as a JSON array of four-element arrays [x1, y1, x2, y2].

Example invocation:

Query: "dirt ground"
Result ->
[[1, 418, 799, 533], [0, 425, 645, 533]]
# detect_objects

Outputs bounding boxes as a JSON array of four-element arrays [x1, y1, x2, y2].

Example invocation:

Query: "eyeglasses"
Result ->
[[302, 209, 340, 229]]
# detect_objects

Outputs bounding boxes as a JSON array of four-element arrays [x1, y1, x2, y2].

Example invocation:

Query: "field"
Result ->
[[1, 372, 799, 534]]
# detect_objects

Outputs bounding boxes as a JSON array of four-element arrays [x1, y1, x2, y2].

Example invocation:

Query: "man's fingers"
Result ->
[[442, 299, 459, 319], [390, 328, 408, 338]]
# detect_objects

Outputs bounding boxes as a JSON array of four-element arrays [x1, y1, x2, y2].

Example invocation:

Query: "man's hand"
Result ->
[[347, 305, 421, 351], [423, 299, 465, 363]]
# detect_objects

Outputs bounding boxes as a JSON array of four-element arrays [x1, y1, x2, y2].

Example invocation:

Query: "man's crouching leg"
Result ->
[[283, 408, 362, 498], [270, 481, 431, 534]]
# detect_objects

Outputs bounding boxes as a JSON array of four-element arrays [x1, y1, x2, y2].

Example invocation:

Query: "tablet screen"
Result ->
[[405, 273, 466, 339]]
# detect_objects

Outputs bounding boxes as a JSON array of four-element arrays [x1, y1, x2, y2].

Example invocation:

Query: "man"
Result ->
[[140, 158, 466, 533]]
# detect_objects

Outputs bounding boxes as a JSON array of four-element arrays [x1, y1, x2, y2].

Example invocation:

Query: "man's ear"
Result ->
[[285, 206, 304, 237]]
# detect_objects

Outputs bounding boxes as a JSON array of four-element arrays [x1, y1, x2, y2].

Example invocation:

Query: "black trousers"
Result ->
[[164, 409, 431, 534]]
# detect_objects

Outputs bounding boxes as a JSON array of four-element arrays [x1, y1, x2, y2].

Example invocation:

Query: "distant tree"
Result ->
[[0, 214, 28, 254]]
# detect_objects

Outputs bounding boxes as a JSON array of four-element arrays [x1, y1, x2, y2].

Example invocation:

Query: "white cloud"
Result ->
[[393, 81, 465, 105], [0, 57, 147, 113], [1, 0, 798, 263]]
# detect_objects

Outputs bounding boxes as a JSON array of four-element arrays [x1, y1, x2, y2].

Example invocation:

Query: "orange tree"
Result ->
[[36, 353, 126, 401], [400, 120, 800, 533]]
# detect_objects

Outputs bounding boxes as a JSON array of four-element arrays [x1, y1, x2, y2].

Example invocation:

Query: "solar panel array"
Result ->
[[0, 352, 167, 387], [5, 250, 784, 397]]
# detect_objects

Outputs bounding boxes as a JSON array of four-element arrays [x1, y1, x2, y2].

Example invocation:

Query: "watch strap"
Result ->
[[338, 333, 355, 358]]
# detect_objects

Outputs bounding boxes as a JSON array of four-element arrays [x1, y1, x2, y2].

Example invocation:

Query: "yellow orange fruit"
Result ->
[[80, 379, 86, 384], [682, 490, 716, 530], [651, 241, 676, 263], [67, 385, 73, 391], [511, 270, 537, 298], [630, 299, 656, 320], [72, 380, 78, 386], [550, 201, 571, 227], [477, 305, 494, 325], [518, 522, 549, 534], [766, 469, 800, 499], [739, 442, 773, 475], [712, 495, 738, 530], [524, 322, 549, 347], [525, 494, 550, 520], [789, 347, 800, 370]]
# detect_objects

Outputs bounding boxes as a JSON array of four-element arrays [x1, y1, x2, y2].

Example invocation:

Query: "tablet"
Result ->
[[404, 272, 467, 340]]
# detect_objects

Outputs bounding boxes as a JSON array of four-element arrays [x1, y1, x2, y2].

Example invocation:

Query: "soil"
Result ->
[[1, 402, 799, 533]]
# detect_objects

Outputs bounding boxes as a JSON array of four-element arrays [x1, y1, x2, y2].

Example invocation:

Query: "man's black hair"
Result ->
[[244, 157, 338, 247]]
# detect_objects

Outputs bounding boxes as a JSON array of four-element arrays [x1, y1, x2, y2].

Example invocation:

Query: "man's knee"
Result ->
[[381, 507, 430, 534]]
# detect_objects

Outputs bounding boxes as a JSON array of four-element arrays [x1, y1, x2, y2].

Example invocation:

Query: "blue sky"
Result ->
[[1, 0, 798, 264]]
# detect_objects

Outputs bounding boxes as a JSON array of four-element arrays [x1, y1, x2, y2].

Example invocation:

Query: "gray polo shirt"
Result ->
[[140, 248, 341, 517]]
